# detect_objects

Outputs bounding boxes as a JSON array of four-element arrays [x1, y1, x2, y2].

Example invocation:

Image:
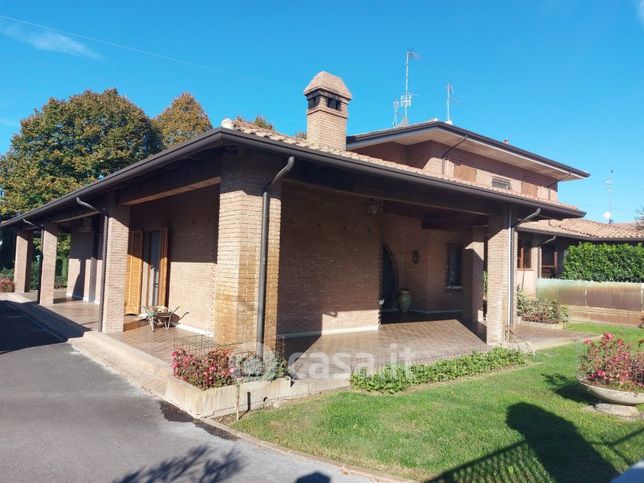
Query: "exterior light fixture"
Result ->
[[366, 198, 380, 215]]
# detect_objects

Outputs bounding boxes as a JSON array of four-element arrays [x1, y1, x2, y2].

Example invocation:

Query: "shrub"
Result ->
[[172, 347, 289, 390], [0, 277, 15, 292], [517, 290, 568, 324], [562, 242, 644, 283], [578, 333, 643, 392], [350, 348, 526, 394]]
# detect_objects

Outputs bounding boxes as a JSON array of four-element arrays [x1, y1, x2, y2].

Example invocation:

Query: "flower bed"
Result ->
[[578, 333, 643, 393], [517, 290, 568, 324], [350, 348, 526, 394], [171, 345, 288, 390], [0, 277, 15, 293]]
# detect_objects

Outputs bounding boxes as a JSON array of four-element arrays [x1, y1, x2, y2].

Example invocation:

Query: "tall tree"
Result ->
[[153, 93, 212, 149], [0, 88, 160, 216]]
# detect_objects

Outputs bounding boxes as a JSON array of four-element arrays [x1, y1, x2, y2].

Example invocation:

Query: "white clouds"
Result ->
[[639, 0, 644, 25], [0, 118, 18, 128], [0, 23, 99, 59]]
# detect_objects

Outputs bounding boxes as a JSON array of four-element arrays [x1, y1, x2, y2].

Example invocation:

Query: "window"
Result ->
[[517, 238, 532, 269], [446, 245, 463, 288]]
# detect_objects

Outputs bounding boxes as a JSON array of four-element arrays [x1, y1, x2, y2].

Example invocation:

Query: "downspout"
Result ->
[[440, 135, 468, 176], [509, 208, 542, 337], [256, 156, 295, 357], [23, 219, 44, 304], [76, 197, 108, 333]]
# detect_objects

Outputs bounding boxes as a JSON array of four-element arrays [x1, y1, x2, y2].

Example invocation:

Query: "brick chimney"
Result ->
[[304, 71, 352, 151]]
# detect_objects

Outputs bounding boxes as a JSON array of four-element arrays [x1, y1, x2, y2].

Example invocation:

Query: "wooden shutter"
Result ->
[[157, 227, 169, 307], [124, 229, 143, 315]]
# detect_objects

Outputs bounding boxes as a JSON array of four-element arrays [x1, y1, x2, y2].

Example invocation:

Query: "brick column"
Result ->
[[462, 226, 485, 324], [101, 205, 130, 333], [486, 208, 517, 345], [39, 223, 58, 305], [13, 229, 33, 293], [214, 156, 284, 347]]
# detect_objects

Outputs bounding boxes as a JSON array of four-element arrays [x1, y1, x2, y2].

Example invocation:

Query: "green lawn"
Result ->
[[233, 323, 644, 482]]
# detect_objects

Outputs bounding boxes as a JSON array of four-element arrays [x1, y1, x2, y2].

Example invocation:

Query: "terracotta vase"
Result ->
[[398, 289, 412, 313]]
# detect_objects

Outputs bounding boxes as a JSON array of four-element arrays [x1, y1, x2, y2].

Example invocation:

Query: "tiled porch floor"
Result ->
[[285, 318, 488, 378], [30, 294, 593, 378]]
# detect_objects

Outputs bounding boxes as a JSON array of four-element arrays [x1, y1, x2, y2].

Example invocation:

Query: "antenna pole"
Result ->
[[446, 83, 453, 124]]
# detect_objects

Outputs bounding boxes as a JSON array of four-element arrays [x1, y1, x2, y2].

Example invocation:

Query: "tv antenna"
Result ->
[[603, 169, 614, 224], [392, 49, 419, 127], [446, 83, 454, 124]]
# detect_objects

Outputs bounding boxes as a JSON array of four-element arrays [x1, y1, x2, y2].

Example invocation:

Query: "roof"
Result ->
[[0, 118, 585, 230], [303, 71, 352, 99], [347, 120, 589, 181], [518, 218, 644, 242]]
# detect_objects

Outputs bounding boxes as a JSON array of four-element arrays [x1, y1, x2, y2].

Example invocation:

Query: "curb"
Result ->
[[198, 417, 410, 483]]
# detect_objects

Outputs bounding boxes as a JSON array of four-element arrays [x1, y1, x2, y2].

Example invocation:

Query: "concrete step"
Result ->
[[78, 331, 173, 379], [71, 335, 168, 398]]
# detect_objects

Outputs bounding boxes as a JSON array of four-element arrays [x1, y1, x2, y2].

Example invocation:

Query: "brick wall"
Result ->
[[214, 156, 283, 345], [39, 223, 58, 305], [353, 140, 559, 201], [102, 203, 130, 333], [462, 227, 485, 322], [130, 186, 219, 332], [383, 212, 464, 313], [67, 220, 99, 302], [306, 105, 348, 150], [486, 209, 517, 345], [277, 183, 381, 335], [13, 229, 33, 293]]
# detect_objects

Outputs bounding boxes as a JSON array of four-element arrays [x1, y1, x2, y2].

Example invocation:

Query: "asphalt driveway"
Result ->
[[0, 301, 373, 482]]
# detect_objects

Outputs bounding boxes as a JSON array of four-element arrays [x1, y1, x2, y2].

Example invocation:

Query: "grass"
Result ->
[[232, 323, 644, 482]]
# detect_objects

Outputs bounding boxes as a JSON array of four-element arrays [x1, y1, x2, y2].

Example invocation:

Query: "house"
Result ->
[[516, 218, 644, 295], [2, 71, 588, 358]]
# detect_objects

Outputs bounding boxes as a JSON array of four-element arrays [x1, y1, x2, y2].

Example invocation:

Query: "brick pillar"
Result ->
[[214, 156, 284, 347], [101, 205, 130, 333], [486, 208, 517, 345], [14, 229, 33, 293], [462, 227, 485, 324], [39, 223, 58, 305]]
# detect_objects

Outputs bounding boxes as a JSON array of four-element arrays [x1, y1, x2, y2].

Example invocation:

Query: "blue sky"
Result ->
[[0, 0, 643, 222]]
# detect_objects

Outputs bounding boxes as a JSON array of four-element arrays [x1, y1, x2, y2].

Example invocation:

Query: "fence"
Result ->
[[536, 279, 643, 325]]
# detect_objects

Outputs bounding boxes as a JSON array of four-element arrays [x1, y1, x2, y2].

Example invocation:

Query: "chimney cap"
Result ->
[[303, 71, 352, 100]]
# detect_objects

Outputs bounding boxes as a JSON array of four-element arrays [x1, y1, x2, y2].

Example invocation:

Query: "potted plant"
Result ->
[[398, 288, 411, 313], [577, 333, 643, 406]]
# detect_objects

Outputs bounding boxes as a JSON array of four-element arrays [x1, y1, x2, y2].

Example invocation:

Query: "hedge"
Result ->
[[561, 242, 644, 283]]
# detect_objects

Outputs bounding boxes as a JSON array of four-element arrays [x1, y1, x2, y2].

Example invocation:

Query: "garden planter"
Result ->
[[578, 379, 643, 406], [398, 289, 411, 313]]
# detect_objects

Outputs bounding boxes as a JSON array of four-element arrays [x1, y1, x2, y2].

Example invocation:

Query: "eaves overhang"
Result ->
[[1, 126, 585, 229], [347, 121, 590, 181]]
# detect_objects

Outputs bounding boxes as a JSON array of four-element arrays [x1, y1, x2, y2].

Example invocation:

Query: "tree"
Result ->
[[637, 206, 644, 230], [0, 89, 161, 216], [153, 93, 212, 149]]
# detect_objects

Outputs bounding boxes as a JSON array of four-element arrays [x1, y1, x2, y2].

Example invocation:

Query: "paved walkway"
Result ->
[[0, 301, 373, 483]]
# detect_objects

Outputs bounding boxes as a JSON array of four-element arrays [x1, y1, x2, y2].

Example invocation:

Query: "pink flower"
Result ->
[[583, 339, 592, 345], [604, 333, 614, 341], [596, 370, 606, 377]]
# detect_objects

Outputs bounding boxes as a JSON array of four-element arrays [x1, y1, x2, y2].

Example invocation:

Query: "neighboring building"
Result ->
[[1, 71, 588, 348], [516, 219, 644, 295]]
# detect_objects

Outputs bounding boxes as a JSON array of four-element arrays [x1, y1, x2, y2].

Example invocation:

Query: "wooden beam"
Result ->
[[117, 159, 221, 206], [422, 214, 488, 230]]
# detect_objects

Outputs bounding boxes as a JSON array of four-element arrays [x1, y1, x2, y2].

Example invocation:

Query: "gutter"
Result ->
[[256, 156, 295, 357], [0, 130, 224, 229], [220, 130, 586, 219], [0, 127, 585, 230], [507, 208, 542, 335]]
